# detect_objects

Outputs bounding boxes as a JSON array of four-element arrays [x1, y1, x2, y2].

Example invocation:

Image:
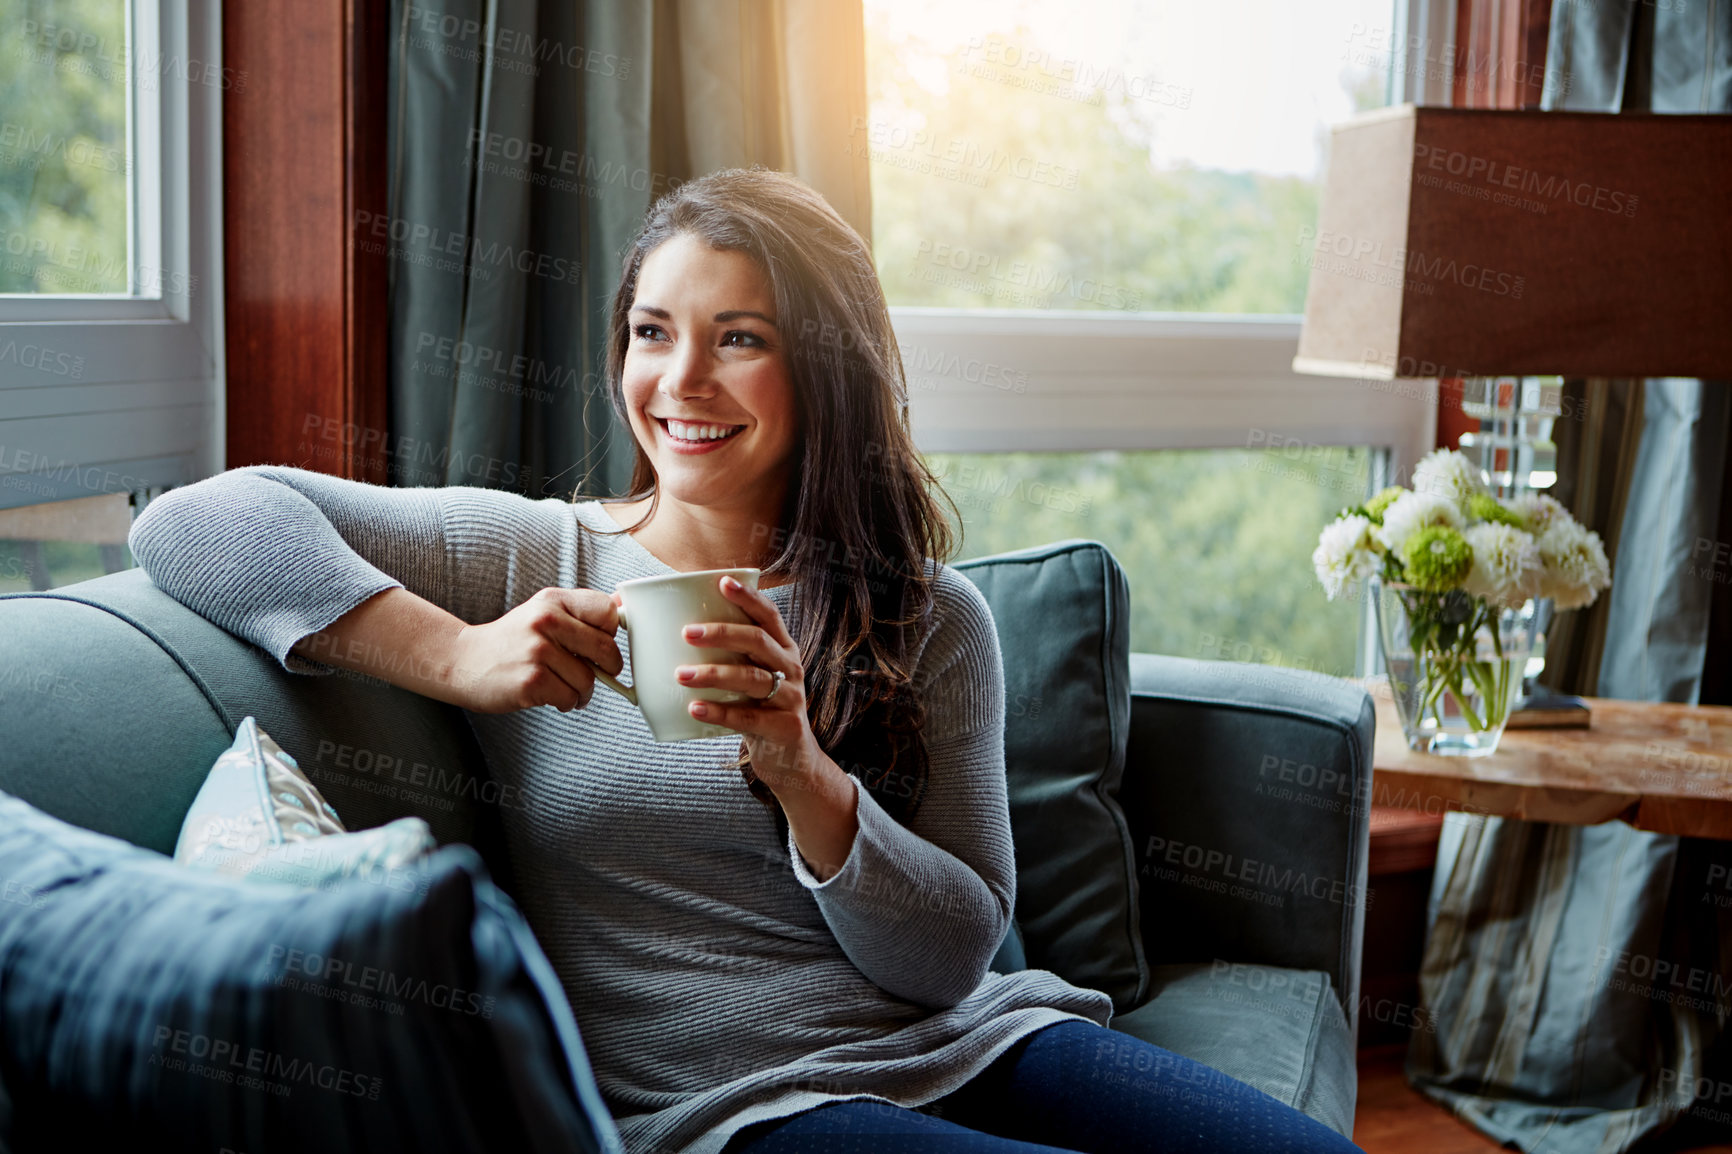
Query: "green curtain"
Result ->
[[645, 0, 872, 241], [1408, 4, 1732, 1151], [385, 0, 653, 499], [382, 1, 870, 501]]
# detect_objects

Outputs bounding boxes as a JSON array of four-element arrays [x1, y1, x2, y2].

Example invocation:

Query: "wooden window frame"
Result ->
[[221, 0, 387, 481]]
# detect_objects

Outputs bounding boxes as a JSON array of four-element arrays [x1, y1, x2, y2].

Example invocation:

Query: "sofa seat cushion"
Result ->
[[0, 792, 619, 1154], [956, 541, 1144, 1012], [1109, 962, 1357, 1138]]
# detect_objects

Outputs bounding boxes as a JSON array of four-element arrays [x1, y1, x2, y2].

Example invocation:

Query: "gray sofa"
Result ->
[[0, 538, 1373, 1139]]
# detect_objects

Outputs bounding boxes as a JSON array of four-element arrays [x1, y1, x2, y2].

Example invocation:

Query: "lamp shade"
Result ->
[[1292, 105, 1732, 380]]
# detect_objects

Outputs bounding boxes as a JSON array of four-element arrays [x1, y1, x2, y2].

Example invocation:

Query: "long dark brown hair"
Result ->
[[579, 167, 959, 829]]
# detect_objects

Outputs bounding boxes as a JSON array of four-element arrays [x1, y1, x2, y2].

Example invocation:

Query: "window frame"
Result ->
[[894, 307, 1436, 477], [0, 0, 224, 512]]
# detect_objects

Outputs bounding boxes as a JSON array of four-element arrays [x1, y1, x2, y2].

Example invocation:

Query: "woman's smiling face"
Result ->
[[622, 233, 800, 517]]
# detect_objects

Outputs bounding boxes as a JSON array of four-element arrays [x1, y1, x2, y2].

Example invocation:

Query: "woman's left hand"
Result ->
[[671, 574, 820, 795], [670, 574, 860, 879]]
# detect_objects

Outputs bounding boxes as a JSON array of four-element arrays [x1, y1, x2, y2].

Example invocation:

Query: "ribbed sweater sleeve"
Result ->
[[127, 465, 550, 674], [785, 569, 1014, 1010]]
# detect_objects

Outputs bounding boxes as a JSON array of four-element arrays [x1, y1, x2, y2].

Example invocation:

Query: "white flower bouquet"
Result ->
[[1313, 449, 1611, 753]]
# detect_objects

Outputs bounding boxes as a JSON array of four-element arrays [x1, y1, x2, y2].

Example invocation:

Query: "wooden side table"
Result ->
[[1363, 681, 1732, 1153], [1368, 683, 1732, 839]]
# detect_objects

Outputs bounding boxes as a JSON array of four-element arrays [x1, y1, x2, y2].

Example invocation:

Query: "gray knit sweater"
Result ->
[[129, 466, 1114, 1154]]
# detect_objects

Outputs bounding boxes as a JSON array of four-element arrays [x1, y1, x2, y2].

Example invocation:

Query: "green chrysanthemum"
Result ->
[[1399, 526, 1473, 591], [1467, 493, 1523, 528], [1363, 486, 1405, 525]]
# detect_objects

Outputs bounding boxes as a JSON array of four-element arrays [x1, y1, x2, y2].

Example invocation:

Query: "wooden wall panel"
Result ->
[[1517, 0, 1553, 109], [1451, 0, 1551, 110], [1453, 0, 1489, 108], [222, 0, 387, 482]]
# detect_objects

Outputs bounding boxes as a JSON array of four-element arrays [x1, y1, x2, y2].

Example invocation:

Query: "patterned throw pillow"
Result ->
[[175, 717, 435, 887]]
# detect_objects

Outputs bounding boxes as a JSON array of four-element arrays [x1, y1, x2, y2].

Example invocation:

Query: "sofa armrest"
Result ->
[[1118, 653, 1373, 1037]]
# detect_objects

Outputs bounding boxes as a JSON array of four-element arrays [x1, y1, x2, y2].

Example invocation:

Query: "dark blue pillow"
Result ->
[[955, 541, 1144, 1011], [0, 793, 620, 1154]]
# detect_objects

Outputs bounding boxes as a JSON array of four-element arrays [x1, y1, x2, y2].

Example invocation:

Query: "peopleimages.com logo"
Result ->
[[1413, 142, 1639, 218], [149, 1027, 382, 1100], [1296, 226, 1525, 298]]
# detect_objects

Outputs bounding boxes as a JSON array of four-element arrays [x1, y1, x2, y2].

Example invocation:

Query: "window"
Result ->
[[866, 0, 1435, 671], [932, 448, 1373, 676], [2, 0, 137, 296], [0, 0, 224, 535], [865, 0, 1395, 315], [0, 492, 134, 592]]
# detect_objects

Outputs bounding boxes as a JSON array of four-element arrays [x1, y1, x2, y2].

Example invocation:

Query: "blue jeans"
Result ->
[[724, 1020, 1362, 1153]]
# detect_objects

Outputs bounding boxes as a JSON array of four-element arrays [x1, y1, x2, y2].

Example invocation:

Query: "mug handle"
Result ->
[[586, 604, 636, 705]]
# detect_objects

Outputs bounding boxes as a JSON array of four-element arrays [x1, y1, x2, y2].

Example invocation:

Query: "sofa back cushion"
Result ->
[[0, 792, 620, 1154], [955, 540, 1146, 1011], [0, 571, 497, 864]]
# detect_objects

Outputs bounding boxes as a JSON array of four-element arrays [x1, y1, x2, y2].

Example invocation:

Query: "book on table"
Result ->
[[1505, 685, 1591, 730]]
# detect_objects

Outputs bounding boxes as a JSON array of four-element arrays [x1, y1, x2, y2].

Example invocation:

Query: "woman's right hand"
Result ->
[[447, 587, 623, 714]]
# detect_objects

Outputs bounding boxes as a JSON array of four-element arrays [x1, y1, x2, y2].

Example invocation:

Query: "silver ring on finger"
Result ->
[[761, 669, 786, 703]]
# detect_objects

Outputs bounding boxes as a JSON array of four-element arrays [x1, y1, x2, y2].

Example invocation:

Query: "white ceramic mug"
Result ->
[[586, 568, 762, 742]]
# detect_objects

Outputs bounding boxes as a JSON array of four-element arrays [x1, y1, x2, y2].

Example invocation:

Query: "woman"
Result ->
[[130, 169, 1360, 1154]]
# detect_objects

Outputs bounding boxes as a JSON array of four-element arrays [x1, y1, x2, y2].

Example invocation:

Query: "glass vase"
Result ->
[[1371, 577, 1538, 757], [1515, 596, 1555, 708]]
